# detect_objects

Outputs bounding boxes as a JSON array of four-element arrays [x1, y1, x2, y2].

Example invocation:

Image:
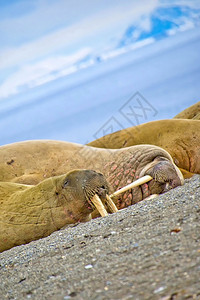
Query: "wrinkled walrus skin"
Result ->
[[88, 119, 200, 178], [0, 169, 109, 252], [0, 140, 183, 211]]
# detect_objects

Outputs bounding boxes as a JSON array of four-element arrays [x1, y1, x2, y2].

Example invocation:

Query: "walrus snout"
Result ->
[[59, 169, 119, 218], [81, 170, 109, 203], [139, 158, 184, 196], [96, 186, 107, 198], [163, 177, 182, 192]]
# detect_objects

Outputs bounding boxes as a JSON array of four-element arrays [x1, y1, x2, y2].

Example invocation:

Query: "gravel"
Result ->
[[0, 175, 200, 300]]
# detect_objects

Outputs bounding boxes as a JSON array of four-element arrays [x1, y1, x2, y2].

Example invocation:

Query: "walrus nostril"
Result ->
[[163, 178, 181, 192], [97, 186, 107, 198], [163, 182, 170, 192], [171, 178, 181, 188]]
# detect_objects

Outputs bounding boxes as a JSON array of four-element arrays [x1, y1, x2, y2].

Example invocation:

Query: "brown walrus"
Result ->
[[88, 119, 200, 178], [0, 140, 183, 211], [174, 101, 200, 120], [0, 169, 110, 252]]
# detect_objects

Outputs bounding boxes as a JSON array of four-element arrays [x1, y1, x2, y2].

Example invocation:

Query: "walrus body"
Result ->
[[88, 119, 200, 177], [174, 101, 200, 120], [0, 140, 183, 210], [0, 169, 109, 252]]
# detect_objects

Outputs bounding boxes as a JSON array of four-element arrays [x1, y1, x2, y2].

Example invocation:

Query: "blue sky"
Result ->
[[1, 0, 200, 101], [0, 0, 200, 146]]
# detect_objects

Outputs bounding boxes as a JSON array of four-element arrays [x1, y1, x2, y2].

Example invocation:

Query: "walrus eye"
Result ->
[[63, 179, 69, 188]]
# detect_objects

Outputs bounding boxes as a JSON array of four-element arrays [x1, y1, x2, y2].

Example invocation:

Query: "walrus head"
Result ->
[[54, 169, 110, 223], [134, 156, 184, 202], [61, 169, 109, 208], [112, 151, 184, 209]]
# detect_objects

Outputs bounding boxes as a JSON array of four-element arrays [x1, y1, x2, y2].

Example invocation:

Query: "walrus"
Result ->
[[0, 169, 110, 252], [0, 140, 183, 212], [88, 119, 200, 178], [174, 101, 200, 120]]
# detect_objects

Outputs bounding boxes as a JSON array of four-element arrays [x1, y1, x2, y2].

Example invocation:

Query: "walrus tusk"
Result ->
[[110, 175, 153, 198], [106, 194, 118, 212], [91, 194, 108, 217]]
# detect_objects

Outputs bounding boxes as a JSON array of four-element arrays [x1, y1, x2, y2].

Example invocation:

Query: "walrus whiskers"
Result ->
[[90, 176, 153, 217], [91, 194, 109, 217], [91, 176, 153, 216], [110, 175, 153, 198]]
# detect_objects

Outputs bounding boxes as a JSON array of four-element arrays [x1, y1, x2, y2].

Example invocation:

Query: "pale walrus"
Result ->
[[88, 119, 200, 178], [0, 140, 183, 211], [0, 169, 110, 252], [174, 101, 200, 120]]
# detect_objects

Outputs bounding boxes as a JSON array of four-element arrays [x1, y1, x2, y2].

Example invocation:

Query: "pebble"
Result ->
[[154, 286, 166, 294], [84, 264, 93, 269]]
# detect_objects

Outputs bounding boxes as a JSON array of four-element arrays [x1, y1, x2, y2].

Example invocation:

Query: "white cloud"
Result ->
[[0, 48, 91, 99], [101, 38, 155, 60], [0, 0, 160, 100], [159, 0, 200, 9], [1, 0, 159, 45], [0, 0, 98, 44], [138, 16, 152, 32], [0, 0, 158, 71], [167, 19, 195, 36]]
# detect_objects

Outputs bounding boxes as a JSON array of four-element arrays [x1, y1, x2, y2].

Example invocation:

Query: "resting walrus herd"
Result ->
[[0, 102, 199, 252]]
